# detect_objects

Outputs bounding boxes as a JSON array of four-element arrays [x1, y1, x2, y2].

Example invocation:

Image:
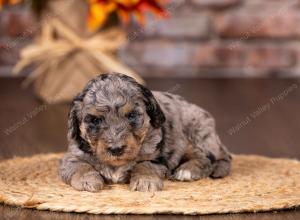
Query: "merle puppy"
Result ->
[[60, 73, 232, 192]]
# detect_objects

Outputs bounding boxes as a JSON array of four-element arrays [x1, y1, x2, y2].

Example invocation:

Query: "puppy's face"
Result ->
[[69, 74, 165, 167], [80, 98, 150, 166]]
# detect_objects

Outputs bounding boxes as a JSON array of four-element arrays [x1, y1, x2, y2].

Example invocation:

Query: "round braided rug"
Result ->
[[0, 154, 299, 215]]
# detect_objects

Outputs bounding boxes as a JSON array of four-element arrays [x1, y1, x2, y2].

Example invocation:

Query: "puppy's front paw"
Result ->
[[71, 171, 104, 192], [130, 175, 163, 192]]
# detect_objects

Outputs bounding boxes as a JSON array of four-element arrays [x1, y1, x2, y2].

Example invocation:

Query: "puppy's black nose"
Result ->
[[107, 145, 126, 156]]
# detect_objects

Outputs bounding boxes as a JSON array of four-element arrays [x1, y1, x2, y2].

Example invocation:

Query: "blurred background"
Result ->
[[2, 0, 300, 77], [0, 0, 300, 161]]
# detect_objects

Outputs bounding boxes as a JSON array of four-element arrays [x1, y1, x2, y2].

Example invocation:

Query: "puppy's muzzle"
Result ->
[[107, 145, 126, 156]]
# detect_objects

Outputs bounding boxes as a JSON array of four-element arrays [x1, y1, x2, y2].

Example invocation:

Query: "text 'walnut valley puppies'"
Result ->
[[60, 73, 232, 192]]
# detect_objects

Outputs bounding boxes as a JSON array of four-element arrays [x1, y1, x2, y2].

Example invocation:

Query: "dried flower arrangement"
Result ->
[[0, 0, 167, 103]]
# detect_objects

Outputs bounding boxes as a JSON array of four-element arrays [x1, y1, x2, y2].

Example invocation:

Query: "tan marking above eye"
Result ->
[[119, 103, 133, 115], [85, 107, 105, 117]]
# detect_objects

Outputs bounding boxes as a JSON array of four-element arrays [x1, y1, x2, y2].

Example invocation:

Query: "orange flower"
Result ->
[[88, 0, 167, 31], [0, 0, 168, 31], [0, 0, 22, 9]]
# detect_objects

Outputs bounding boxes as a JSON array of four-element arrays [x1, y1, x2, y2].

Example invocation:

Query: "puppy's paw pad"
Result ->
[[71, 171, 104, 192], [130, 176, 163, 192]]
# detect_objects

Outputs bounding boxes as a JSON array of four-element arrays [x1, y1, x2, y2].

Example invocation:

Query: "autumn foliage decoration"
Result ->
[[0, 0, 167, 31], [88, 0, 167, 31], [0, 0, 168, 103]]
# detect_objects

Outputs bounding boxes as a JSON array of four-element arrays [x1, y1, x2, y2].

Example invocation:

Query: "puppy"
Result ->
[[59, 73, 232, 192]]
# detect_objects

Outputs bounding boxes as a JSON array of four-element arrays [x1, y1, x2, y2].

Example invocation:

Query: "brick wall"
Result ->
[[121, 0, 300, 77], [1, 1, 300, 77]]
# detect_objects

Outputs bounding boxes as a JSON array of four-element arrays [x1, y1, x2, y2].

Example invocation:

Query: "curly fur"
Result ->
[[59, 73, 232, 192]]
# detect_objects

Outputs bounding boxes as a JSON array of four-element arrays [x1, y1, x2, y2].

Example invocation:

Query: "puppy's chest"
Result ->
[[96, 164, 133, 184]]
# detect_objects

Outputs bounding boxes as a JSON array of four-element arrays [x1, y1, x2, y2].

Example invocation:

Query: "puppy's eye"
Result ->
[[127, 111, 139, 123], [84, 114, 104, 125]]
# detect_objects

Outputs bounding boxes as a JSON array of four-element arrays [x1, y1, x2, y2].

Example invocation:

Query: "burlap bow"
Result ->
[[13, 18, 144, 103]]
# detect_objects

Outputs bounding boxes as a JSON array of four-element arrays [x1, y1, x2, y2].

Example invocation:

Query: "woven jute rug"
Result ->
[[0, 154, 299, 215]]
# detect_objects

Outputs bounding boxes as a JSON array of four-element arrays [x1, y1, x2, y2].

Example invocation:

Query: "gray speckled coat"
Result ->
[[59, 73, 232, 192]]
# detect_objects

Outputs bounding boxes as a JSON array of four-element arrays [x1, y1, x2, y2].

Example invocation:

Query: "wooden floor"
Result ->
[[0, 77, 299, 220]]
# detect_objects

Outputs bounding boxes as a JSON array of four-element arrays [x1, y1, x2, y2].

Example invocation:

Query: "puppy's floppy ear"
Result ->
[[67, 97, 82, 142], [139, 84, 166, 128], [67, 81, 95, 154]]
